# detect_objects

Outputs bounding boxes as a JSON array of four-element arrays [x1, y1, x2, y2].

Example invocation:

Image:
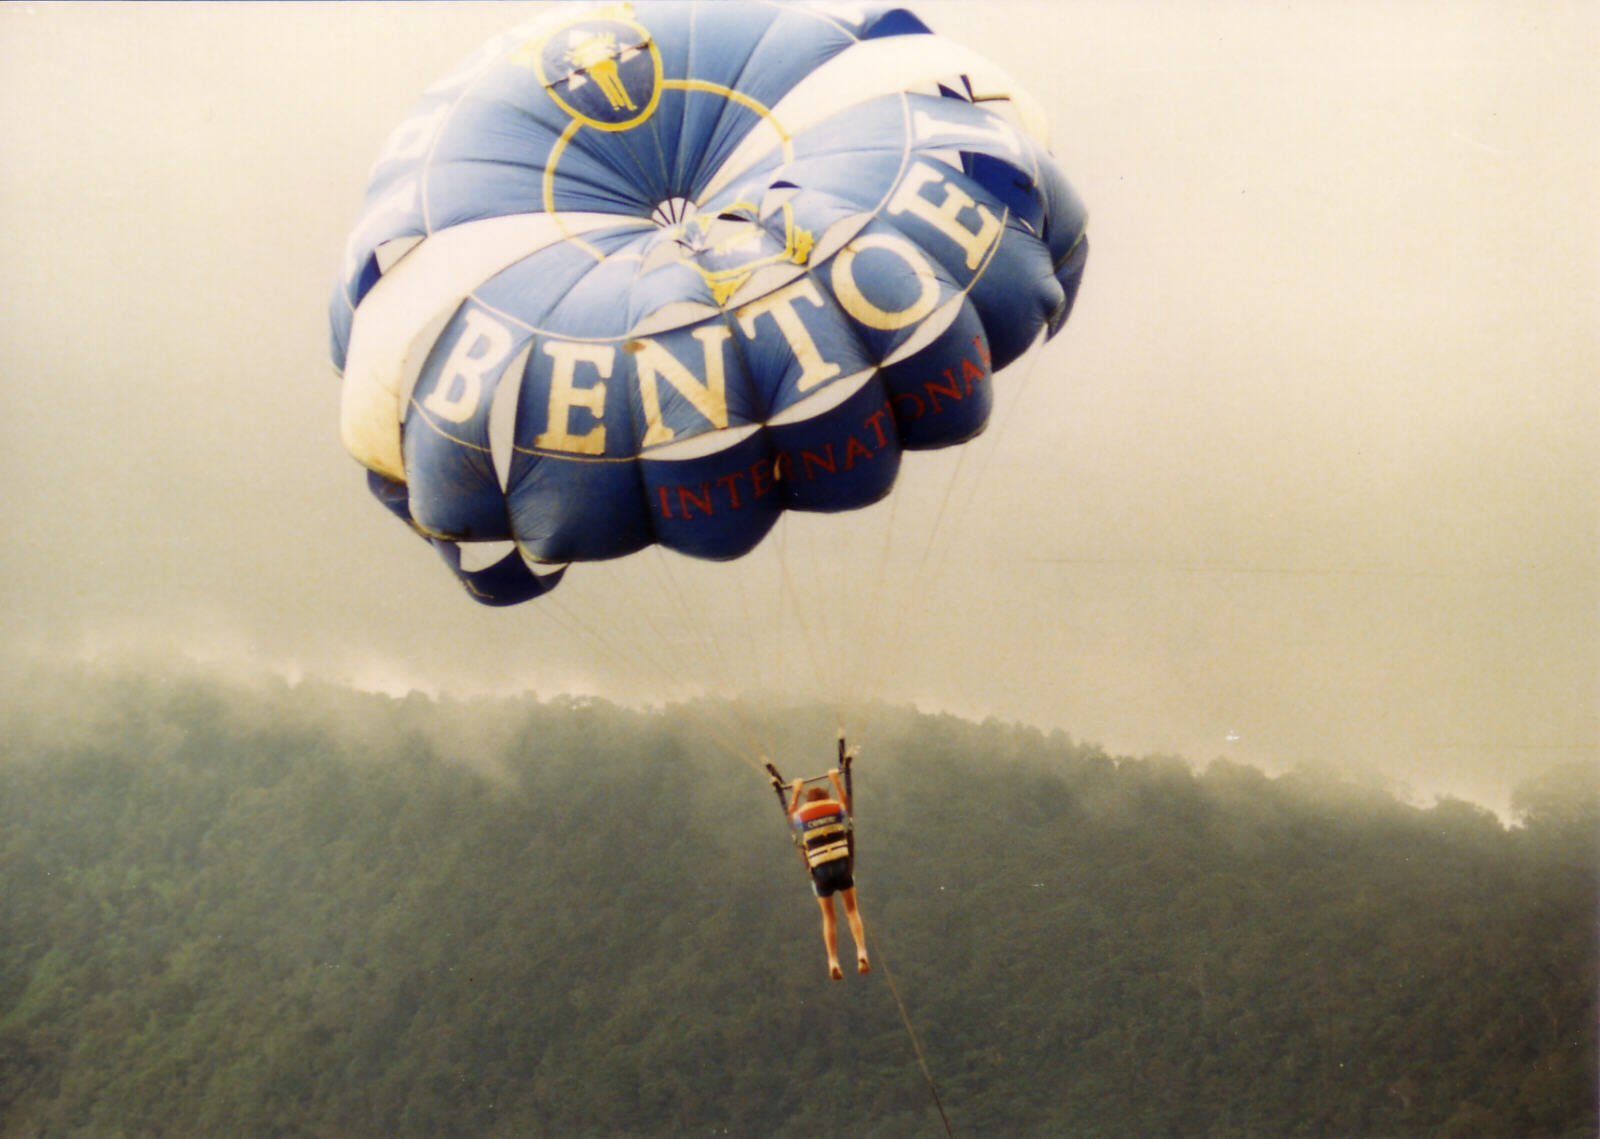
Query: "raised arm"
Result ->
[[786, 778, 806, 816], [827, 768, 850, 814]]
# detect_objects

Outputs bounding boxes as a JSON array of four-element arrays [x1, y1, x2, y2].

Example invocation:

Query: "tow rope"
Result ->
[[764, 743, 957, 1137], [868, 927, 956, 1138]]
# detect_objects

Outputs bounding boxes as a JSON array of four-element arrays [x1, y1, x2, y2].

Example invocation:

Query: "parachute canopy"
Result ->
[[330, 2, 1087, 605]]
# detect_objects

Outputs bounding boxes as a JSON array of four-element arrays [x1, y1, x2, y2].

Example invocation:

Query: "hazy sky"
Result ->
[[1, 1, 1594, 812]]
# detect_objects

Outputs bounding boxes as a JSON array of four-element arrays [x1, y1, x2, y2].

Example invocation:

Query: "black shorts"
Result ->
[[810, 857, 855, 899]]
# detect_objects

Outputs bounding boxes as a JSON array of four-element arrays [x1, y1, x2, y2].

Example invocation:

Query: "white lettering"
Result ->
[[830, 233, 940, 331], [635, 327, 733, 447], [535, 341, 613, 455], [736, 279, 841, 394], [422, 310, 512, 424], [888, 161, 1002, 271]]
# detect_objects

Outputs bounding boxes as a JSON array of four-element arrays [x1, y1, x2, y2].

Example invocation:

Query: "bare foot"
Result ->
[[829, 961, 844, 981], [857, 956, 871, 975]]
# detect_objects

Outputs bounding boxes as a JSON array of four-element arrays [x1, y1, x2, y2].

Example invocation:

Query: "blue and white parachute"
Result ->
[[330, 2, 1087, 605]]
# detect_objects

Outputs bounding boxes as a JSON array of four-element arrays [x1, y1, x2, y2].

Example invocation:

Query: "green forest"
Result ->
[[1, 662, 1594, 1139]]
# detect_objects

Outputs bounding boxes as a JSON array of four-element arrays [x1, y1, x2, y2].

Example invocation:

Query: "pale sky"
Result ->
[[1, 1, 1595, 813]]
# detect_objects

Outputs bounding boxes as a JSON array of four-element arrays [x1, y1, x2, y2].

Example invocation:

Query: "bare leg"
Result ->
[[840, 887, 869, 973], [816, 897, 843, 979]]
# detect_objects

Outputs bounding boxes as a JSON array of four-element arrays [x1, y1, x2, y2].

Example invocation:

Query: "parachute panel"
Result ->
[[330, 2, 1087, 602]]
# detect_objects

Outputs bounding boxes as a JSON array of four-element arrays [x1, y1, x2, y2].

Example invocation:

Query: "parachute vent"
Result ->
[[651, 197, 697, 227]]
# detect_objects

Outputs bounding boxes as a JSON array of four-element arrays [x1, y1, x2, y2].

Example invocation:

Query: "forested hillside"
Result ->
[[2, 663, 1594, 1138]]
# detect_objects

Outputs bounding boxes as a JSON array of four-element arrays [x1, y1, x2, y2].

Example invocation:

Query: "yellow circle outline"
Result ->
[[532, 13, 663, 133], [543, 79, 795, 263]]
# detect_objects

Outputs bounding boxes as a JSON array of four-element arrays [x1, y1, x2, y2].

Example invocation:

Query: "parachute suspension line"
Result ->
[[822, 469, 910, 747], [747, 539, 801, 759], [641, 550, 740, 699], [859, 478, 908, 718], [799, 519, 833, 704], [524, 588, 671, 719], [843, 440, 976, 747], [865, 443, 981, 723], [867, 925, 957, 1139], [581, 561, 692, 683], [776, 474, 913, 749], [938, 335, 1050, 567], [790, 518, 832, 703], [897, 339, 1053, 691], [822, 333, 1056, 751], [766, 513, 866, 768], [867, 475, 907, 637], [845, 494, 898, 750], [773, 518, 830, 701], [533, 568, 765, 776], [534, 587, 672, 690], [858, 336, 1053, 745], [541, 597, 757, 773], [565, 562, 720, 710], [938, 333, 1051, 546], [713, 548, 774, 757], [759, 520, 793, 718], [731, 550, 769, 703], [801, 512, 853, 713], [640, 548, 773, 768], [916, 442, 976, 569]]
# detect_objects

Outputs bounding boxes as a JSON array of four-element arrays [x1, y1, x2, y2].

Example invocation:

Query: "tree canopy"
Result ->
[[1, 663, 1594, 1138]]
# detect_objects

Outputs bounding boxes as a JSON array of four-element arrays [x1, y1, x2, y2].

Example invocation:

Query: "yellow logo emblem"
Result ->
[[519, 5, 661, 132]]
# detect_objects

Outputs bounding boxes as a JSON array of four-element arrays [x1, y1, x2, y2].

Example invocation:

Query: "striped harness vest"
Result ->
[[794, 798, 851, 868]]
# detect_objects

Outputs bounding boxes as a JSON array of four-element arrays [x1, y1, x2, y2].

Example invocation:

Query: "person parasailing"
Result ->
[[767, 733, 870, 981]]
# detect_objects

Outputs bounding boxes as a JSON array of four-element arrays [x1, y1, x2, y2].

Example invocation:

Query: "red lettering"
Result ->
[[677, 483, 714, 517], [862, 404, 892, 449], [893, 391, 925, 421], [961, 356, 986, 392], [750, 456, 774, 497], [971, 335, 991, 369], [657, 463, 774, 519], [715, 469, 747, 509], [800, 443, 836, 480], [843, 434, 873, 470], [922, 372, 963, 413]]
